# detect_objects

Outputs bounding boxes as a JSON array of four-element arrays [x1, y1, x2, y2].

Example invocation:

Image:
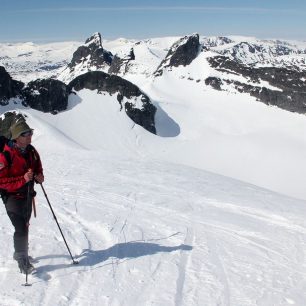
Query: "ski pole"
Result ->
[[23, 180, 33, 287], [32, 197, 37, 218], [40, 183, 79, 264]]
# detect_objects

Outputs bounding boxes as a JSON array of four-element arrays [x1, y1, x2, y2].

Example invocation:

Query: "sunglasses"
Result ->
[[20, 130, 33, 137]]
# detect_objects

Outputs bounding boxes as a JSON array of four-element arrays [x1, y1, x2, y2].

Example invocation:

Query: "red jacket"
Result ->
[[0, 143, 43, 193]]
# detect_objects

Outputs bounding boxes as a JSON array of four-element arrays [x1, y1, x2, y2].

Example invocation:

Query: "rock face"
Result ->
[[206, 56, 306, 114], [22, 78, 69, 113], [58, 32, 113, 83], [205, 77, 222, 91], [155, 34, 200, 76], [0, 66, 24, 105], [68, 71, 156, 134], [0, 66, 69, 114], [0, 60, 157, 131], [108, 48, 135, 75], [69, 33, 113, 68]]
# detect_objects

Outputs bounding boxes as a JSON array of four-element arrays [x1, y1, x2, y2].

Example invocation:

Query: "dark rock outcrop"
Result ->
[[155, 34, 200, 76], [58, 32, 114, 83], [108, 48, 135, 75], [205, 77, 223, 91], [68, 71, 156, 134], [68, 32, 113, 70], [206, 56, 306, 114], [0, 66, 24, 105], [22, 79, 68, 114]]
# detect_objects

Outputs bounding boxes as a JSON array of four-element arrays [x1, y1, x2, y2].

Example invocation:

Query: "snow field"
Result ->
[[1, 33, 306, 305], [2, 140, 306, 305]]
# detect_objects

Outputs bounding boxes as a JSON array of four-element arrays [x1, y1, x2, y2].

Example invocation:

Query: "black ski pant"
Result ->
[[5, 195, 32, 259]]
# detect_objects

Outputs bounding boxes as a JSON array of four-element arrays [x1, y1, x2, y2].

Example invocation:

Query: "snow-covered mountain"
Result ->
[[0, 41, 81, 83], [1, 32, 306, 200], [3, 32, 306, 115], [58, 32, 113, 84], [1, 31, 306, 304]]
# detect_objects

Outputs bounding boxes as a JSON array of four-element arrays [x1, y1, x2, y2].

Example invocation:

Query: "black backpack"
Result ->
[[0, 135, 11, 166], [0, 136, 8, 201], [0, 135, 7, 151]]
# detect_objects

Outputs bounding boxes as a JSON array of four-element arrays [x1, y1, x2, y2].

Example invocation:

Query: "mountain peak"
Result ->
[[85, 32, 102, 48], [58, 32, 113, 84], [154, 33, 200, 76]]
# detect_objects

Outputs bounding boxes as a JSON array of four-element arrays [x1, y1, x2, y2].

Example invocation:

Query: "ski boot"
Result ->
[[17, 256, 35, 274]]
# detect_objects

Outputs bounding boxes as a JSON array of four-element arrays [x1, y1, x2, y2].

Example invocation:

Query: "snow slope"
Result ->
[[142, 73, 306, 201], [1, 34, 306, 305], [1, 91, 306, 305], [6, 77, 306, 201]]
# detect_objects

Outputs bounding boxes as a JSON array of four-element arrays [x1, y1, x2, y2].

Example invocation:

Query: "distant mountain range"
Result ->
[[1, 32, 306, 132], [1, 32, 306, 201]]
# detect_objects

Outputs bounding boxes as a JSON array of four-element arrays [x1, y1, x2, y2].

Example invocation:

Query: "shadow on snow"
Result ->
[[33, 241, 192, 281], [78, 241, 192, 266]]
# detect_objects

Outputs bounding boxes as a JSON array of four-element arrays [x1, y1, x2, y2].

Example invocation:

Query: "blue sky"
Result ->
[[0, 0, 305, 43]]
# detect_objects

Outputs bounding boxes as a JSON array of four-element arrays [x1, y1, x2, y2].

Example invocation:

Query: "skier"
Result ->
[[0, 120, 44, 274]]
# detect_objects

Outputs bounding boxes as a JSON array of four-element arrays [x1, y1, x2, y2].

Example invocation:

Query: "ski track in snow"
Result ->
[[1, 152, 306, 306], [1, 153, 306, 305], [41, 157, 306, 305], [2, 94, 306, 305]]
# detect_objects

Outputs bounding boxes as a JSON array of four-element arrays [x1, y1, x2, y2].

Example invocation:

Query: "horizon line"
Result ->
[[0, 33, 305, 45]]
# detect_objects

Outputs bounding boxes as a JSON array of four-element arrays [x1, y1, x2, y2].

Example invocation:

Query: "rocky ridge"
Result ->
[[1, 32, 306, 132], [0, 64, 157, 133], [68, 71, 156, 134], [154, 34, 200, 76], [204, 53, 306, 114], [58, 33, 113, 83]]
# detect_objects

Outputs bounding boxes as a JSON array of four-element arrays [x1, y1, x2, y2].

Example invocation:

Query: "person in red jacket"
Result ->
[[0, 120, 44, 274]]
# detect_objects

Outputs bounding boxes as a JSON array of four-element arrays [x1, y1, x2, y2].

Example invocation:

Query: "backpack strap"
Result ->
[[2, 151, 12, 168], [0, 136, 7, 152], [27, 144, 39, 163], [0, 136, 11, 168]]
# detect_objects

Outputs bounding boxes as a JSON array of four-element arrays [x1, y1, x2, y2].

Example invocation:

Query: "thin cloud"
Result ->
[[4, 6, 305, 15]]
